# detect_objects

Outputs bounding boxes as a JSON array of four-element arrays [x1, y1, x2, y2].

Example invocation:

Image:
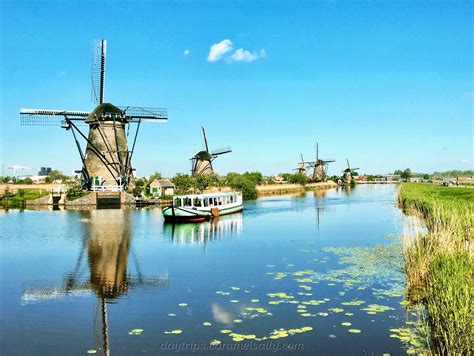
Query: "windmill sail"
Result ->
[[91, 39, 106, 105]]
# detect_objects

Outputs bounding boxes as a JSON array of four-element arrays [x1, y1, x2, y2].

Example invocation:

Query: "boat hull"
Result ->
[[163, 204, 243, 223]]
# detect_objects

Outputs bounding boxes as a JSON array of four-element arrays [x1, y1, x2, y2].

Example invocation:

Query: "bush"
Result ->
[[66, 181, 88, 200], [281, 173, 308, 184], [132, 177, 148, 197], [172, 174, 195, 195], [19, 178, 33, 184], [195, 173, 219, 192], [224, 173, 257, 200]]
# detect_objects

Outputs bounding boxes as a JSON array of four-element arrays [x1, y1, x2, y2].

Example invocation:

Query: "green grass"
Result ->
[[1, 189, 50, 207], [398, 184, 473, 354]]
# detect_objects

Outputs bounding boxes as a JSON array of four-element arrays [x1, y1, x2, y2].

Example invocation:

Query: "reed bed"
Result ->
[[398, 184, 473, 354]]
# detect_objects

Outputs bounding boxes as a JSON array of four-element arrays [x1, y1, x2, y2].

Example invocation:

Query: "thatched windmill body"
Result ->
[[20, 40, 168, 191], [191, 127, 231, 176], [339, 159, 360, 185]]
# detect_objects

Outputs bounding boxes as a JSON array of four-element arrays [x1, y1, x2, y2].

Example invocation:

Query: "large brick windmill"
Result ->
[[20, 40, 168, 191]]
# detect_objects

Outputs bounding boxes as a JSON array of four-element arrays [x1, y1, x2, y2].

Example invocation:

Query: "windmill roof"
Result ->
[[194, 150, 211, 160], [85, 103, 124, 123]]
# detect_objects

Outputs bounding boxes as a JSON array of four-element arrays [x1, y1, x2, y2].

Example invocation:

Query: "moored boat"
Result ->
[[162, 192, 243, 223]]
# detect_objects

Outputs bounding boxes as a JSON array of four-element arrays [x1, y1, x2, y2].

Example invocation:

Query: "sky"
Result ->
[[1, 0, 472, 178]]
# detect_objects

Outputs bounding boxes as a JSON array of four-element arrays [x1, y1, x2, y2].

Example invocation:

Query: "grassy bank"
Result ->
[[1, 189, 50, 208], [398, 184, 473, 354]]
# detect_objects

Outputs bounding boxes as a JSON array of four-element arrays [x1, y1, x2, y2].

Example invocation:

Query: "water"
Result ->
[[1, 185, 418, 355]]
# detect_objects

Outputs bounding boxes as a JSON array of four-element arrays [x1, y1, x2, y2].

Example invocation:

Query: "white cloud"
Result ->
[[207, 39, 233, 62], [184, 49, 190, 56], [227, 48, 266, 63]]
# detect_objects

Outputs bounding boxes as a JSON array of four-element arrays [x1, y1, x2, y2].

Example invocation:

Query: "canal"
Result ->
[[1, 185, 421, 355]]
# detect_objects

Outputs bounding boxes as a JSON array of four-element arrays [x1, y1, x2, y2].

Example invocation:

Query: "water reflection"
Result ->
[[164, 213, 243, 245], [22, 208, 168, 355]]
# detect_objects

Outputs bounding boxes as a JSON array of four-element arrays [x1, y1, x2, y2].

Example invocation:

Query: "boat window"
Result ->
[[174, 198, 182, 207], [203, 198, 209, 207], [183, 197, 192, 206], [194, 198, 202, 207], [213, 198, 217, 206]]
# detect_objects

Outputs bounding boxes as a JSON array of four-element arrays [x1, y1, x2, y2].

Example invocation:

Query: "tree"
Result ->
[[280, 173, 308, 184], [19, 178, 33, 184], [172, 174, 195, 195], [242, 171, 263, 185], [148, 172, 163, 183], [45, 170, 68, 183], [132, 177, 147, 197], [400, 169, 411, 180], [195, 173, 219, 192]]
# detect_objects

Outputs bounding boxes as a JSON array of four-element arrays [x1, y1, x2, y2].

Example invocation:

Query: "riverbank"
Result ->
[[398, 183, 473, 354], [256, 181, 337, 196]]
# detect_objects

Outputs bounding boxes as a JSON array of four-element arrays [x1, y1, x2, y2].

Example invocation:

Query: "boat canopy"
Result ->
[[172, 192, 241, 208]]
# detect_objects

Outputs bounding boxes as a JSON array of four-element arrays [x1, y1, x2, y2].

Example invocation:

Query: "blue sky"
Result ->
[[1, 0, 472, 177]]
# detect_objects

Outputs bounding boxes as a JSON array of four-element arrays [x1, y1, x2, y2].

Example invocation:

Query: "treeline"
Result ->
[[392, 168, 473, 180], [170, 172, 264, 200], [1, 170, 70, 184], [134, 172, 313, 200]]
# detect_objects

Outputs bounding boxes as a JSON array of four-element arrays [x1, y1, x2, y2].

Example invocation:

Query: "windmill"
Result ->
[[301, 142, 336, 181], [310, 143, 335, 181], [293, 154, 308, 175], [19, 39, 168, 191], [339, 159, 360, 185], [190, 127, 231, 176]]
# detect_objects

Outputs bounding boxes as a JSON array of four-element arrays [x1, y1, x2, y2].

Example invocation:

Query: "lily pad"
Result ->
[[348, 329, 362, 334]]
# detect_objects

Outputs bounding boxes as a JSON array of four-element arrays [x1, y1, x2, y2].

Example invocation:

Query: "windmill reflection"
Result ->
[[22, 208, 168, 356], [164, 213, 243, 247]]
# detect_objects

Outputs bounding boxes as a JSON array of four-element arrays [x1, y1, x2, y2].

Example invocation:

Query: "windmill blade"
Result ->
[[20, 109, 89, 126], [202, 127, 210, 152], [118, 106, 168, 122], [321, 159, 335, 163], [211, 147, 232, 156], [91, 39, 106, 105], [351, 167, 360, 171], [346, 159, 351, 170]]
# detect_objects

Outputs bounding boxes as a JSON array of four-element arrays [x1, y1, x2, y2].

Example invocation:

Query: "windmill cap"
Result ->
[[194, 150, 212, 160], [85, 103, 125, 123]]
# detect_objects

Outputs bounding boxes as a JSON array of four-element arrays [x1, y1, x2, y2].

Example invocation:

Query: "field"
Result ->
[[398, 184, 473, 354]]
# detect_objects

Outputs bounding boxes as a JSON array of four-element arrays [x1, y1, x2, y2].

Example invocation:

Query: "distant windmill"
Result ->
[[339, 159, 360, 185], [19, 39, 168, 191], [311, 143, 335, 181], [8, 165, 30, 179], [190, 127, 231, 176], [298, 143, 334, 181], [293, 154, 308, 175]]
